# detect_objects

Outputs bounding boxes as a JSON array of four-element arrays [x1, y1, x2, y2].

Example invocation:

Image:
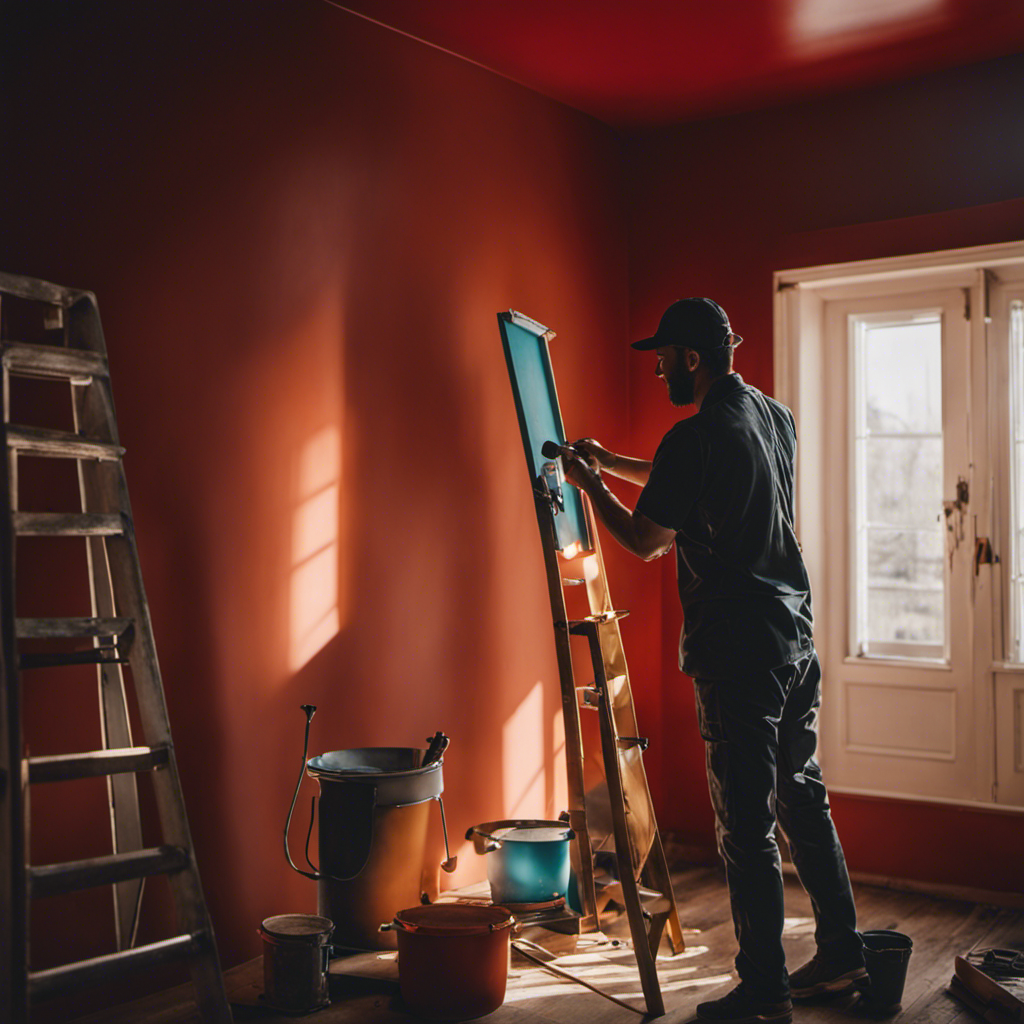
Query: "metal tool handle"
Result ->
[[438, 795, 457, 872], [423, 731, 449, 765]]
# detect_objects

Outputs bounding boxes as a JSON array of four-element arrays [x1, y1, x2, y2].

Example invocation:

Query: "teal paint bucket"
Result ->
[[466, 820, 574, 906], [861, 930, 913, 1012]]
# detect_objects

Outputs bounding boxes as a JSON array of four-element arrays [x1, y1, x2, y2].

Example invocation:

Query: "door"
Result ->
[[819, 286, 979, 801]]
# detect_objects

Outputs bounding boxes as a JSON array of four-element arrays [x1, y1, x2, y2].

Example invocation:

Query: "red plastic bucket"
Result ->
[[389, 904, 514, 1020]]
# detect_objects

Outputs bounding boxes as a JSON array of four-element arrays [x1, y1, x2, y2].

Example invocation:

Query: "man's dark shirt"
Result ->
[[635, 373, 813, 680]]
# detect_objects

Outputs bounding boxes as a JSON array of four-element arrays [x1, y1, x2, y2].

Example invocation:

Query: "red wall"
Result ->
[[3, 2, 637, 1016], [625, 55, 1024, 892]]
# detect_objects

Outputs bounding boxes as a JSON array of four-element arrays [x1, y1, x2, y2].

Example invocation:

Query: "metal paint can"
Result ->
[[259, 913, 334, 1014], [285, 708, 457, 952]]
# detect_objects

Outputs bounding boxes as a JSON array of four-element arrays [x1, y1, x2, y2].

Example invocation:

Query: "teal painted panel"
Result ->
[[499, 312, 591, 553]]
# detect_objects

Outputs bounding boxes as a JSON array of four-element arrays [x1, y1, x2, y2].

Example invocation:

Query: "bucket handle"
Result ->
[[284, 704, 320, 880], [284, 704, 381, 883], [379, 915, 515, 935], [467, 825, 505, 853]]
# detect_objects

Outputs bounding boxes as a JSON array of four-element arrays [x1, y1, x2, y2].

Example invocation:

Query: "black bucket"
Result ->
[[862, 930, 913, 1013]]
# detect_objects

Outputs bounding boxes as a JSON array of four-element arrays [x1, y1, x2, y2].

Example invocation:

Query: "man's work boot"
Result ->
[[696, 983, 793, 1023], [789, 955, 868, 999]]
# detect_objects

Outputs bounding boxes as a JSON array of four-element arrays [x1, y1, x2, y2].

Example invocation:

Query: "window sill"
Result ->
[[842, 655, 951, 671]]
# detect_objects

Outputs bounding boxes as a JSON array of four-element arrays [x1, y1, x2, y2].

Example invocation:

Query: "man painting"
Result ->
[[559, 298, 865, 1024]]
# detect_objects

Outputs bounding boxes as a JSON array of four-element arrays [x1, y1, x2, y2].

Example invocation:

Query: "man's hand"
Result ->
[[570, 437, 614, 472], [559, 445, 598, 490], [569, 438, 652, 488], [558, 444, 675, 561]]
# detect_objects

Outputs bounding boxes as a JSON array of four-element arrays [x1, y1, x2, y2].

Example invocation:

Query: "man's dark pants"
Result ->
[[694, 651, 863, 1000]]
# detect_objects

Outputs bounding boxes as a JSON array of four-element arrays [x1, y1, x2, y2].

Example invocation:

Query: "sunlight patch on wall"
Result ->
[[290, 426, 343, 671], [503, 682, 545, 818], [552, 706, 567, 818]]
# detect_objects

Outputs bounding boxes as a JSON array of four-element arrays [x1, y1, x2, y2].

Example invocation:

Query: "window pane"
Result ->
[[864, 320, 942, 434], [867, 589, 944, 644], [853, 312, 945, 657], [864, 437, 942, 527], [867, 528, 943, 589]]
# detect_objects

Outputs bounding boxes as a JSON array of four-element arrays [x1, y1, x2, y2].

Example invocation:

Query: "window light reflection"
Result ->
[[289, 426, 343, 671], [503, 682, 545, 818]]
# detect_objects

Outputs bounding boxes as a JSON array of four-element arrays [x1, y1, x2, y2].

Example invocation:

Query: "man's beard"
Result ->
[[666, 360, 696, 406]]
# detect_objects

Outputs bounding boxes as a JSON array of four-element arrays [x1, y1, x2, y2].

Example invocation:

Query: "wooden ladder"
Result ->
[[0, 272, 231, 1023], [499, 310, 685, 1017]]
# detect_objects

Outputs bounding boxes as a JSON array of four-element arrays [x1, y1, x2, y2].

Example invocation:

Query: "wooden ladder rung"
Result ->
[[28, 845, 189, 899], [19, 648, 128, 670], [27, 746, 170, 783], [6, 425, 124, 461], [564, 610, 630, 635], [0, 272, 73, 305], [12, 511, 123, 536], [27, 933, 198, 1000], [2, 342, 109, 381], [16, 616, 132, 639], [16, 617, 133, 670]]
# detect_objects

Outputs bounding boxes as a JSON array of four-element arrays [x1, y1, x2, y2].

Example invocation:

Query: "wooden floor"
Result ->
[[72, 865, 1024, 1024]]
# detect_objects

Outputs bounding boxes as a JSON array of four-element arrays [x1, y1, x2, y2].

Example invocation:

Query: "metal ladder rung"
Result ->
[[6, 425, 124, 461], [16, 616, 132, 639], [2, 341, 109, 381], [28, 845, 189, 899], [27, 746, 170, 783], [13, 511, 123, 536], [27, 932, 198, 1000]]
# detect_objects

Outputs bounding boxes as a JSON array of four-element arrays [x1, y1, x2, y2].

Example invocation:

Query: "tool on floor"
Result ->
[[0, 272, 231, 1023], [951, 947, 1023, 1022], [512, 937, 645, 1016], [498, 310, 685, 1017], [284, 705, 456, 950]]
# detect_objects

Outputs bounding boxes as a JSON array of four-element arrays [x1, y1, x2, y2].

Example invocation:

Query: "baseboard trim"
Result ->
[[664, 835, 1023, 909], [781, 861, 1024, 910]]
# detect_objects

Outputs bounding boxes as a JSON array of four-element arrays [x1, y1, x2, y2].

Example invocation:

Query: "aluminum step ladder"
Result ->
[[0, 272, 231, 1023]]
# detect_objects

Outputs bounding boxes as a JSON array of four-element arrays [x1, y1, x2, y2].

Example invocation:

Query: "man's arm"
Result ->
[[560, 448, 675, 561], [571, 438, 652, 487]]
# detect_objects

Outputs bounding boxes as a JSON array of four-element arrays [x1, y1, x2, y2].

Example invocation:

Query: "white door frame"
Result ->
[[773, 239, 1024, 811]]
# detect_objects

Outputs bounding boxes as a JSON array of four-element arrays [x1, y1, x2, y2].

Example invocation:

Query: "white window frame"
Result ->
[[774, 239, 1024, 811]]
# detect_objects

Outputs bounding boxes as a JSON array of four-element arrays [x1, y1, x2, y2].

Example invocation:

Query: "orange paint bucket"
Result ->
[[385, 904, 515, 1020]]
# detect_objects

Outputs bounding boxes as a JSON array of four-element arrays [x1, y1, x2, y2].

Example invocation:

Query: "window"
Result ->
[[775, 241, 1024, 809], [852, 311, 945, 660]]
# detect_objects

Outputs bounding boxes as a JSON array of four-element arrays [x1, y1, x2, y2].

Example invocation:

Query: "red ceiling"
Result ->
[[332, 0, 1024, 127]]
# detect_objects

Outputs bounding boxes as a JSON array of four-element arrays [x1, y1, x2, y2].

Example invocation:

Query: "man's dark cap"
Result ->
[[632, 297, 743, 352]]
